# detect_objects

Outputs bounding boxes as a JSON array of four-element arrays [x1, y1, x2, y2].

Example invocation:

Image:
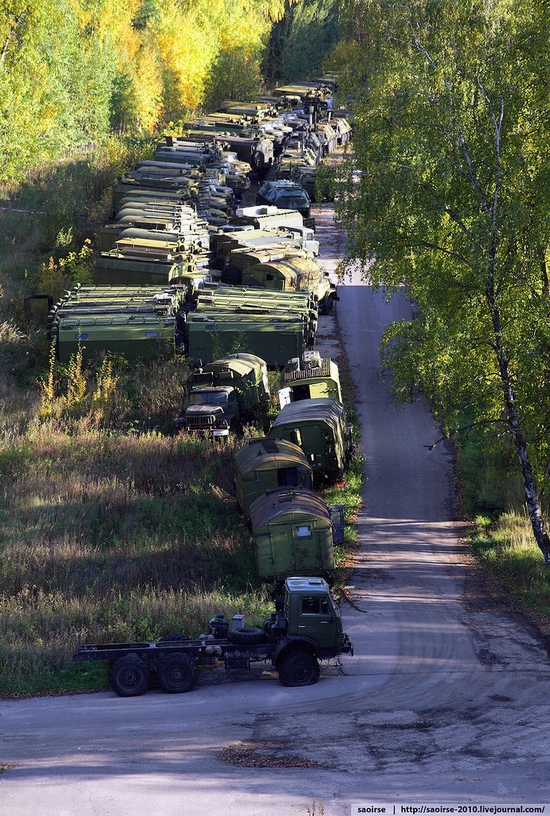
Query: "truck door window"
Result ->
[[301, 597, 331, 615]]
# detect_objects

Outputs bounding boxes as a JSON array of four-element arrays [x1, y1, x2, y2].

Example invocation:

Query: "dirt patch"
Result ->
[[218, 741, 317, 768]]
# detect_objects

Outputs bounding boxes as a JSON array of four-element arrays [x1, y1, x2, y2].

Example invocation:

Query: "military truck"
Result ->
[[249, 487, 344, 585], [268, 398, 353, 483], [185, 312, 310, 367], [48, 284, 186, 363], [234, 437, 314, 520], [73, 576, 352, 695], [241, 256, 337, 314], [176, 353, 270, 436], [256, 180, 311, 218], [279, 352, 342, 406]]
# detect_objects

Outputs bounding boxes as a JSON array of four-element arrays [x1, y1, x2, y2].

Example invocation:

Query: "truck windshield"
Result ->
[[189, 391, 228, 405]]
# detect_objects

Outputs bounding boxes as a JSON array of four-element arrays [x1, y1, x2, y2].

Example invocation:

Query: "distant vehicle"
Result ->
[[256, 180, 311, 218]]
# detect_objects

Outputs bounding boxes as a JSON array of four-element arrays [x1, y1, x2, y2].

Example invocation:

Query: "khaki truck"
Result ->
[[176, 353, 270, 436], [241, 255, 337, 315]]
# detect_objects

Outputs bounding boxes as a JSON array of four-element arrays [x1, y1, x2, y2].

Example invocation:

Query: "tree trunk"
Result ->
[[490, 296, 550, 564]]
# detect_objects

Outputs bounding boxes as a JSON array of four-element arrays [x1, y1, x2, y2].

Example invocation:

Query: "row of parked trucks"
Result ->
[[67, 79, 356, 694]]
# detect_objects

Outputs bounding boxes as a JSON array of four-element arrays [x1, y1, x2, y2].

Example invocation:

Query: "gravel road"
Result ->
[[1, 205, 549, 816]]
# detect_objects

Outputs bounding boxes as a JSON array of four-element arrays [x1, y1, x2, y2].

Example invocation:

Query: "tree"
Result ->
[[331, 0, 550, 562]]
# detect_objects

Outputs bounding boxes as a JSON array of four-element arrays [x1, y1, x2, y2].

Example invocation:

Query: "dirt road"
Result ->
[[1, 206, 549, 816]]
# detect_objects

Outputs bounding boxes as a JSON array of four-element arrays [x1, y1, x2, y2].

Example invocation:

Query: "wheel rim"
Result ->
[[293, 661, 314, 683], [120, 668, 141, 689], [167, 665, 187, 684]]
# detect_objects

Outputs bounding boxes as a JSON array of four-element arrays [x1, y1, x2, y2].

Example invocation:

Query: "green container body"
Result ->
[[186, 315, 306, 367], [249, 487, 335, 583], [93, 254, 194, 286], [54, 314, 176, 363], [267, 398, 349, 481], [234, 437, 313, 520]]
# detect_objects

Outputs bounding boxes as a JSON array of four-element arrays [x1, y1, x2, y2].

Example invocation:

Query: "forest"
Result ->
[[0, 0, 340, 181]]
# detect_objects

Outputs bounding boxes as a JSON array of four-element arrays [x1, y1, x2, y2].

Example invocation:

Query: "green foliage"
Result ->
[[334, 0, 550, 559], [469, 510, 550, 627], [264, 0, 340, 84], [203, 46, 264, 111]]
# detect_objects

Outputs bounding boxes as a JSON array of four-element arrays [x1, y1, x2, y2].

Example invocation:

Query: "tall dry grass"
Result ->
[[0, 422, 271, 695]]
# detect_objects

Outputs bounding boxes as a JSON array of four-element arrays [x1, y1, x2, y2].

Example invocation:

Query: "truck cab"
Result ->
[[283, 576, 349, 654], [177, 386, 240, 436]]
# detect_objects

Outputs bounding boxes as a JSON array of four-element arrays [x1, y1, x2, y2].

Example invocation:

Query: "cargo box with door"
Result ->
[[234, 437, 314, 520], [249, 487, 344, 584], [267, 398, 352, 482]]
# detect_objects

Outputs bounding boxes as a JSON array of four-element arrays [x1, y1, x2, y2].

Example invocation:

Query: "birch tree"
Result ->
[[331, 0, 550, 562]]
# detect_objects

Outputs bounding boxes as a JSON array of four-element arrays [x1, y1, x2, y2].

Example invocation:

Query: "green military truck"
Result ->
[[176, 353, 270, 436], [268, 397, 353, 483], [241, 255, 337, 315], [249, 487, 344, 585], [234, 437, 314, 520], [279, 352, 342, 406], [73, 576, 353, 695]]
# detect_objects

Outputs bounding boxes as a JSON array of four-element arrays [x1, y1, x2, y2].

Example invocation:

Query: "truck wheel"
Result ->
[[277, 649, 320, 687], [158, 633, 190, 642], [226, 626, 266, 646], [109, 654, 150, 697], [157, 652, 198, 693]]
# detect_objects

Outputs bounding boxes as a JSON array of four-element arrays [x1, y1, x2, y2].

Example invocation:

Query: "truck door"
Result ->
[[295, 594, 337, 650]]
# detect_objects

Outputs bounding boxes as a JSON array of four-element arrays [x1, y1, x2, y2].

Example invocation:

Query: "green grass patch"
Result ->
[[469, 510, 550, 628]]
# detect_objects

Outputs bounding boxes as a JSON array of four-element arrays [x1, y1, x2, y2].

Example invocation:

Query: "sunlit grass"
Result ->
[[470, 509, 550, 627]]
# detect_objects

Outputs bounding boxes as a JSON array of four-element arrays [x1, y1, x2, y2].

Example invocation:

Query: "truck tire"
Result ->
[[226, 626, 266, 646], [109, 653, 150, 697], [157, 652, 198, 693], [277, 649, 320, 687], [158, 633, 190, 643]]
